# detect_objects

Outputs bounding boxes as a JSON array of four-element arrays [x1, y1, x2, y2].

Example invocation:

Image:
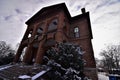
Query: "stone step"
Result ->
[[0, 71, 14, 79]]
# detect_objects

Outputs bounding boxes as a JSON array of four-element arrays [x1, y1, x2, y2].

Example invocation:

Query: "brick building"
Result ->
[[14, 3, 98, 80]]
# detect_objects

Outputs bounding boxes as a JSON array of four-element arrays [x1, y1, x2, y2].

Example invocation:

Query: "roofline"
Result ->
[[25, 3, 71, 25], [25, 3, 93, 39], [25, 3, 89, 25]]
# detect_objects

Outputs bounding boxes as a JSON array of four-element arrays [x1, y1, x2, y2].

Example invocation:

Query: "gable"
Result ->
[[26, 3, 71, 25]]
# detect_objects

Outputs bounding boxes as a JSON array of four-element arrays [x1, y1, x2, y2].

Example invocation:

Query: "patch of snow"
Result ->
[[18, 75, 31, 79], [76, 47, 83, 55], [98, 73, 109, 80], [32, 68, 51, 80], [0, 65, 12, 71], [109, 74, 120, 77], [32, 70, 46, 80]]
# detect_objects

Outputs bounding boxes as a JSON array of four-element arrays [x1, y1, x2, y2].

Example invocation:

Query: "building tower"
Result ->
[[14, 3, 98, 80]]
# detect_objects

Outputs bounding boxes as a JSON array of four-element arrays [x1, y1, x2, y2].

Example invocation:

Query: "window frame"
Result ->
[[47, 18, 58, 32], [74, 27, 80, 38], [37, 23, 44, 35]]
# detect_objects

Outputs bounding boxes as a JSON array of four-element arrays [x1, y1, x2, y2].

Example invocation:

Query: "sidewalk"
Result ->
[[98, 73, 109, 80]]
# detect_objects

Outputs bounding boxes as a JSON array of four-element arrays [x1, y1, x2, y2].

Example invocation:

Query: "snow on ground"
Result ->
[[0, 65, 12, 71], [32, 68, 50, 80], [32, 70, 46, 80], [98, 73, 109, 80], [18, 75, 31, 79]]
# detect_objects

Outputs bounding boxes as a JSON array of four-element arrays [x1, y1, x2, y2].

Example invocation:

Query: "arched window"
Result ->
[[37, 23, 44, 34], [48, 18, 58, 31], [74, 27, 80, 38], [35, 23, 44, 40], [37, 27, 43, 34]]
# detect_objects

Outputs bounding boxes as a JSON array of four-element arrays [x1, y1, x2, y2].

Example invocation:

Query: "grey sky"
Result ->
[[0, 0, 120, 59]]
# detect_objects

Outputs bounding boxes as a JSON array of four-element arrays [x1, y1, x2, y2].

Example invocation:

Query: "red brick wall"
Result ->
[[15, 9, 98, 80]]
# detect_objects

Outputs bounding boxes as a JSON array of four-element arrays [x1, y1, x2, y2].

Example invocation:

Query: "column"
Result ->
[[13, 27, 30, 63], [34, 39, 45, 64], [22, 44, 32, 64], [23, 25, 37, 64], [55, 13, 65, 42], [13, 46, 24, 62], [35, 22, 48, 64]]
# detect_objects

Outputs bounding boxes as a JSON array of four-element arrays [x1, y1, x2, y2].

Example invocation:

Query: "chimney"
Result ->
[[81, 8, 86, 14]]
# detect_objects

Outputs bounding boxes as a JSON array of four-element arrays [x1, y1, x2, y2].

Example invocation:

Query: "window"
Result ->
[[44, 38, 56, 47], [37, 27, 43, 34], [34, 23, 44, 40], [48, 19, 58, 31], [28, 34, 32, 38], [37, 23, 44, 34], [28, 30, 33, 38], [74, 27, 80, 38]]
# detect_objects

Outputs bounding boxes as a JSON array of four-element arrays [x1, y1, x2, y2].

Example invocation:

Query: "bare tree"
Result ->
[[0, 41, 15, 65], [100, 44, 120, 70]]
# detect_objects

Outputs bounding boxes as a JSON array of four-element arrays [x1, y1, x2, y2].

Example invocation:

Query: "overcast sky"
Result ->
[[0, 0, 120, 59]]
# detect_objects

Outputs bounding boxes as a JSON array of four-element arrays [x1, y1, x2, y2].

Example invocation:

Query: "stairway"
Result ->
[[0, 64, 48, 80]]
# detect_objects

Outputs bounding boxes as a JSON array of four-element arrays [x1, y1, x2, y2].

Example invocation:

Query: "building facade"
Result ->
[[14, 3, 98, 80]]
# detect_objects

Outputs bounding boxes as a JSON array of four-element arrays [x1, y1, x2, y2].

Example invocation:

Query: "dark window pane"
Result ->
[[48, 19, 58, 31], [37, 28, 43, 34], [74, 27, 79, 32], [37, 24, 44, 34], [74, 27, 80, 38]]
